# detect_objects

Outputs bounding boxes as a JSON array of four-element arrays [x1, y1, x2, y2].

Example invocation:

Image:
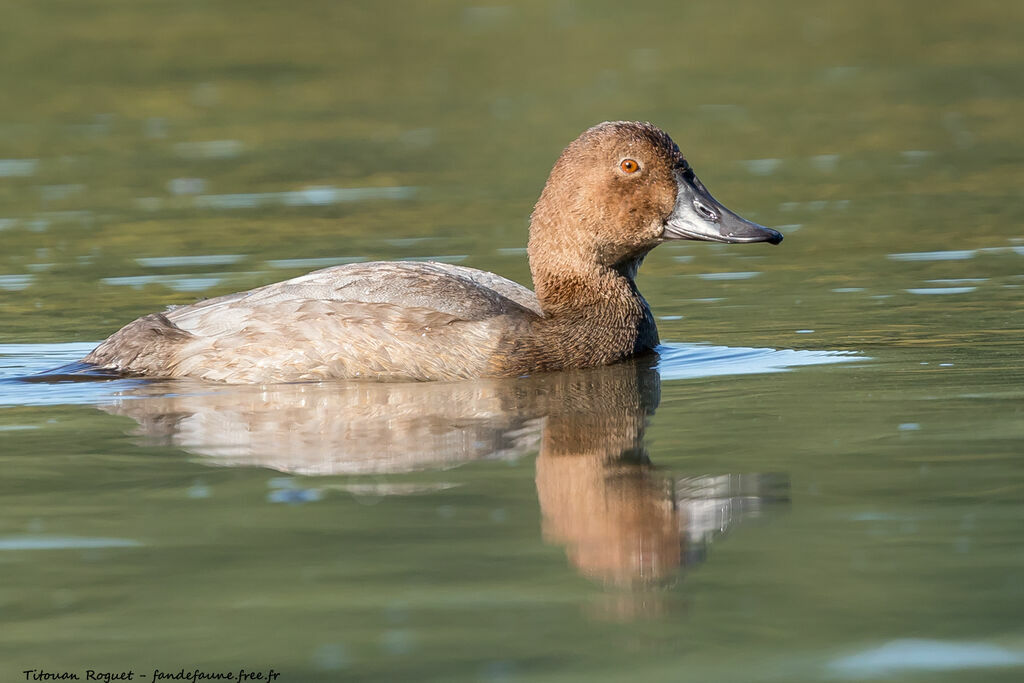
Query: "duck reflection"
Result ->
[[100, 360, 787, 585]]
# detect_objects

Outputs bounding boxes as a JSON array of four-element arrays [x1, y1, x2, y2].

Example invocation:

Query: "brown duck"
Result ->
[[85, 121, 782, 382]]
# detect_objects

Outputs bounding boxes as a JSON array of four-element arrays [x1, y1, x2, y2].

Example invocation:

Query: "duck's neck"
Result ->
[[523, 253, 659, 372]]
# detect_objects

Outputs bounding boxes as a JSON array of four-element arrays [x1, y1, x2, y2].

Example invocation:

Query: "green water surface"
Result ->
[[1, 1, 1023, 681]]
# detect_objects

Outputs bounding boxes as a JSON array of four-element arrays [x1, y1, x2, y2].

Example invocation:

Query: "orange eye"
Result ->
[[620, 159, 640, 174]]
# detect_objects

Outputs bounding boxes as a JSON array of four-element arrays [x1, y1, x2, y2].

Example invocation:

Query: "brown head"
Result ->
[[527, 121, 782, 311]]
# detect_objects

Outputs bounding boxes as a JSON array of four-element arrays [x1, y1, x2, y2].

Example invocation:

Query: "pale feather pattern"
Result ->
[[85, 261, 542, 382]]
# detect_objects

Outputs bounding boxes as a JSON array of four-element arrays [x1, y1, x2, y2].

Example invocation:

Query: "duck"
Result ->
[[84, 121, 782, 383]]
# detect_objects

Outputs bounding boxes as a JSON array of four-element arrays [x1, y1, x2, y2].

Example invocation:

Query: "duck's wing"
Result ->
[[165, 260, 541, 331], [86, 261, 540, 382]]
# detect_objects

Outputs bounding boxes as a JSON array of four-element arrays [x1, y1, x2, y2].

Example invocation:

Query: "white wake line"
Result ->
[[656, 342, 864, 380]]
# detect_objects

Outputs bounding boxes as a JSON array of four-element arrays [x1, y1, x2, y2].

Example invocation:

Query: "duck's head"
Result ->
[[529, 121, 782, 277]]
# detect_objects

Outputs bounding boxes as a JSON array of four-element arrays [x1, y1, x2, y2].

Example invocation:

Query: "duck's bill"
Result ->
[[662, 171, 783, 245]]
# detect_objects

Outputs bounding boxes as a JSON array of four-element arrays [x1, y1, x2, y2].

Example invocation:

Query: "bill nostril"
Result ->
[[693, 199, 719, 222]]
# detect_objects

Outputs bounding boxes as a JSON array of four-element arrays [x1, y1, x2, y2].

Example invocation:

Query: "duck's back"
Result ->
[[85, 261, 542, 382]]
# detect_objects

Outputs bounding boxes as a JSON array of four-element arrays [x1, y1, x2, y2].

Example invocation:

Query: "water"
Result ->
[[2, 1, 1023, 681]]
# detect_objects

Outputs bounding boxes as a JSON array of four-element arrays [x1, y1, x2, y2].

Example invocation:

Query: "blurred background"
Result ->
[[1, 1, 1023, 681]]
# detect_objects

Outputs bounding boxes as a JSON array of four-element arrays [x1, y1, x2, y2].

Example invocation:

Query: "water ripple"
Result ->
[[697, 271, 760, 281], [889, 246, 1024, 261], [0, 536, 143, 550], [830, 639, 1024, 677], [889, 249, 977, 261], [2, 342, 863, 408], [136, 255, 245, 268], [657, 343, 862, 380], [906, 287, 977, 295]]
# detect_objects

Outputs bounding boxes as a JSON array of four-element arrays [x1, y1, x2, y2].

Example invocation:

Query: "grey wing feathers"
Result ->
[[86, 261, 541, 382], [166, 261, 541, 331]]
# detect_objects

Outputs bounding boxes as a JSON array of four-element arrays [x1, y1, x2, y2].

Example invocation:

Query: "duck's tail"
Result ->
[[82, 313, 195, 378]]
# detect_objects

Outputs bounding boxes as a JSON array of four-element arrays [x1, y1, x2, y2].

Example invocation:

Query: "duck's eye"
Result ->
[[620, 159, 641, 174]]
